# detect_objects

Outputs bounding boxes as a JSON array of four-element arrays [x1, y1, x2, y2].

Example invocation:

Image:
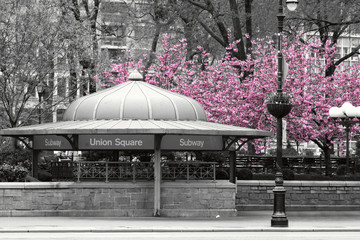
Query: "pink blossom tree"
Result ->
[[282, 36, 360, 175], [100, 32, 360, 176]]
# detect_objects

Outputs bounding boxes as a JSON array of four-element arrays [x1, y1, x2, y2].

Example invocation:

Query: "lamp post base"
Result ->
[[271, 172, 288, 227], [271, 216, 288, 227]]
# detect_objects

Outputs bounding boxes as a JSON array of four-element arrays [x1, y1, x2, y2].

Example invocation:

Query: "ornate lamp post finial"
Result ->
[[128, 70, 144, 81]]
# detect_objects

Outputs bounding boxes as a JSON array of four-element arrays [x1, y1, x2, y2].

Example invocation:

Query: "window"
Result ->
[[101, 1, 127, 14], [335, 47, 340, 59], [101, 25, 125, 38], [108, 48, 124, 61], [56, 109, 66, 121], [351, 38, 359, 60], [57, 77, 66, 98], [351, 48, 358, 60]]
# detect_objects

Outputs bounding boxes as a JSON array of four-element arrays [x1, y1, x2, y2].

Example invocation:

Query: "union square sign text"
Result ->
[[33, 134, 224, 151]]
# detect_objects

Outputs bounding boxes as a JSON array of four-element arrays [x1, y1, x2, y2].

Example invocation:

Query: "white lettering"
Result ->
[[89, 138, 113, 146], [115, 138, 143, 147], [179, 138, 204, 148], [45, 139, 62, 147]]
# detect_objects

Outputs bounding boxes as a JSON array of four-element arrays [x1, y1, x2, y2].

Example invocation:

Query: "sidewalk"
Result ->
[[0, 211, 359, 233]]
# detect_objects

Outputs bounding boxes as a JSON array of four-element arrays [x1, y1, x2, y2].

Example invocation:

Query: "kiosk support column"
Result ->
[[229, 150, 236, 184], [154, 135, 163, 217], [32, 150, 40, 179]]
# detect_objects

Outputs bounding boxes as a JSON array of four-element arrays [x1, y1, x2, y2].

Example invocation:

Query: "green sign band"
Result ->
[[33, 135, 73, 150], [161, 135, 223, 150], [33, 134, 224, 151], [78, 135, 154, 150]]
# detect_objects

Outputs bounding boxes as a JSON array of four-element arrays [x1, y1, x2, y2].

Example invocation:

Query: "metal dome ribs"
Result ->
[[62, 81, 207, 122]]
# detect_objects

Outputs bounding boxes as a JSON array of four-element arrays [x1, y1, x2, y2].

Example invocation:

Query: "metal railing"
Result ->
[[236, 155, 357, 174], [51, 161, 216, 182], [162, 161, 216, 181], [75, 161, 154, 182]]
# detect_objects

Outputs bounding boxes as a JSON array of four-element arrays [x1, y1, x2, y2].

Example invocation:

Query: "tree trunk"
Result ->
[[325, 60, 336, 77], [11, 137, 18, 150], [228, 0, 246, 61], [245, 0, 252, 55], [68, 52, 78, 102], [247, 141, 256, 155], [313, 138, 333, 176], [323, 147, 332, 176], [144, 24, 161, 76], [182, 18, 195, 61]]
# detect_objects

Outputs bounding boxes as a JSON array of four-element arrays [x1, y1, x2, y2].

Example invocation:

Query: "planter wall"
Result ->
[[1, 180, 357, 217], [236, 180, 360, 211], [0, 181, 236, 217]]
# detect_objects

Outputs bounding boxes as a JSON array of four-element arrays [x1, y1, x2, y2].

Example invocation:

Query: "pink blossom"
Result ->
[[96, 32, 360, 154]]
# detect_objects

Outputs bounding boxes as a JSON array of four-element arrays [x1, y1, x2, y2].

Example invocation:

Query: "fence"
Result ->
[[51, 161, 216, 182], [50, 156, 358, 182], [236, 155, 357, 174]]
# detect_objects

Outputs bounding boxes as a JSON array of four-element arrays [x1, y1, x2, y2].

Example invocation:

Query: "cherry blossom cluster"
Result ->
[[99, 32, 360, 153]]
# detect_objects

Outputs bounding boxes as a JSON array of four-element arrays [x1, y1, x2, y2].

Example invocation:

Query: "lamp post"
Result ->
[[266, 0, 298, 227], [37, 82, 46, 124], [34, 81, 46, 180], [329, 102, 360, 174]]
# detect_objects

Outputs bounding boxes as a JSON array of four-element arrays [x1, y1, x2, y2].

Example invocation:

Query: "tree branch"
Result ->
[[335, 44, 360, 66], [70, 0, 82, 22], [195, 16, 227, 47]]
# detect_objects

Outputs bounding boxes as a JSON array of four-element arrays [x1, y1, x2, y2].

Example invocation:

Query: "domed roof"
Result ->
[[62, 72, 207, 122]]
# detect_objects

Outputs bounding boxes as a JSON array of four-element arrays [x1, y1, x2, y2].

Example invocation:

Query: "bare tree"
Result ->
[[288, 0, 360, 76], [142, 0, 177, 75], [185, 0, 247, 61], [64, 0, 101, 94], [0, 0, 85, 148]]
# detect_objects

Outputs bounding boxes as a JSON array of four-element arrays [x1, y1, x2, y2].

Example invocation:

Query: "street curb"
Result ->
[[1, 228, 360, 233]]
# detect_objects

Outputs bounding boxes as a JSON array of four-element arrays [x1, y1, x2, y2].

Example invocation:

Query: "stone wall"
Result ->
[[236, 180, 360, 211], [1, 180, 358, 217], [0, 181, 236, 217]]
